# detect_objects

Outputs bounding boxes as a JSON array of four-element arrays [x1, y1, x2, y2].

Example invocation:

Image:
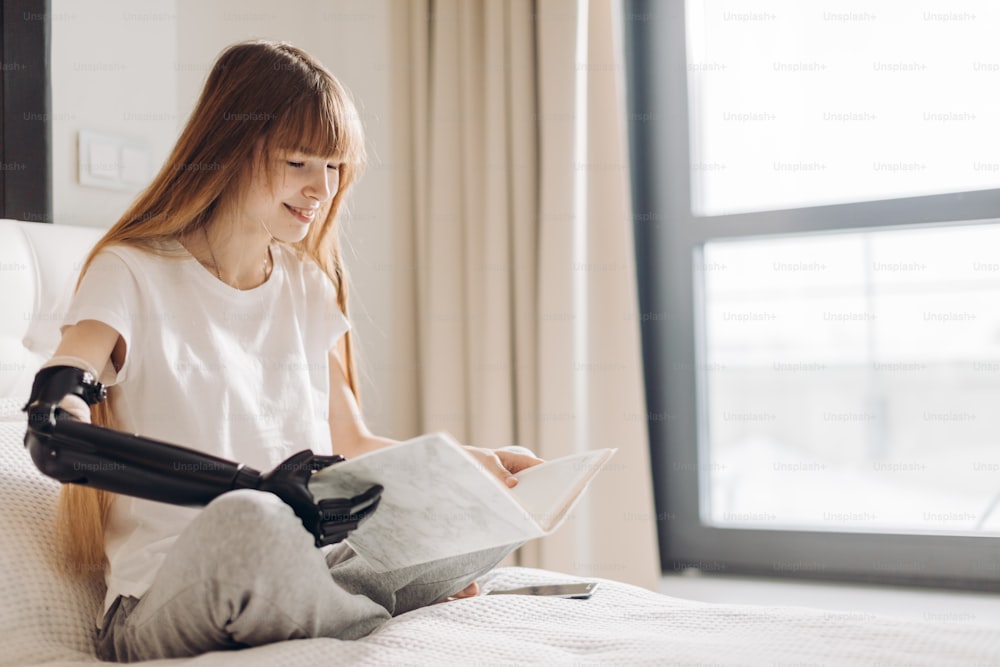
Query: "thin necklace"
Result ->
[[203, 226, 271, 290]]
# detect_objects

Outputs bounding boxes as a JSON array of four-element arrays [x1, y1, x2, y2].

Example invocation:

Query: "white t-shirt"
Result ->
[[62, 240, 350, 619]]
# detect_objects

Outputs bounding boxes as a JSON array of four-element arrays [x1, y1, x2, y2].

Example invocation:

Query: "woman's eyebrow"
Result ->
[[292, 148, 341, 161]]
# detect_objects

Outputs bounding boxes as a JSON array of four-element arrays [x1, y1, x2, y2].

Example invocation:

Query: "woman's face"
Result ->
[[242, 149, 341, 243]]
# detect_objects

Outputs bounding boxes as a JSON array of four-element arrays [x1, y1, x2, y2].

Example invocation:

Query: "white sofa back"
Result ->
[[0, 219, 104, 402], [0, 219, 108, 664]]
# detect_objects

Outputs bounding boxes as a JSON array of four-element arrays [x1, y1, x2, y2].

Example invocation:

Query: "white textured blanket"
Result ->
[[3, 407, 999, 666]]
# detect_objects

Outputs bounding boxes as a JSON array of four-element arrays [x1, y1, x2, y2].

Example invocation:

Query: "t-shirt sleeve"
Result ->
[[62, 249, 141, 385], [320, 279, 351, 351], [306, 262, 350, 351]]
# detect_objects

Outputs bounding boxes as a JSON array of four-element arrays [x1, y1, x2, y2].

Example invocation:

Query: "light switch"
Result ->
[[78, 131, 152, 191], [120, 146, 151, 185], [88, 141, 119, 180]]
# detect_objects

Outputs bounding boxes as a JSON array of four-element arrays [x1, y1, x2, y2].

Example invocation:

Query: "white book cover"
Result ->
[[308, 432, 617, 572]]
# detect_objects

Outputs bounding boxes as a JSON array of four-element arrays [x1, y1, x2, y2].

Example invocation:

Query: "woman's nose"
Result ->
[[306, 168, 336, 202]]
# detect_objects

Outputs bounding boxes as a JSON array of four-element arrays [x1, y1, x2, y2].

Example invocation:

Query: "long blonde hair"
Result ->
[[58, 40, 367, 579]]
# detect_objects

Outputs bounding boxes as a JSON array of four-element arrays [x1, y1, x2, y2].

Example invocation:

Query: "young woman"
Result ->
[[41, 40, 541, 661]]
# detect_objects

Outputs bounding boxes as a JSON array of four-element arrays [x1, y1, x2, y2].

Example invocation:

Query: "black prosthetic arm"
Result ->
[[23, 366, 382, 546]]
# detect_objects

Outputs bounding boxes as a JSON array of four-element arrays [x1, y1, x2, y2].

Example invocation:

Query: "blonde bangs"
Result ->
[[265, 74, 365, 170]]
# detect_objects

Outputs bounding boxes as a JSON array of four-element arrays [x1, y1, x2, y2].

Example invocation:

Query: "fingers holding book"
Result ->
[[462, 446, 545, 488]]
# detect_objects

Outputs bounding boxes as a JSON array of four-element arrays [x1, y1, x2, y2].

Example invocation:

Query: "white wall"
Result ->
[[51, 0, 179, 228], [50, 0, 415, 438]]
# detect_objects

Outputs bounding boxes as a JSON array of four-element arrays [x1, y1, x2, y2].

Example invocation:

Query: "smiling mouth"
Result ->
[[284, 204, 317, 223]]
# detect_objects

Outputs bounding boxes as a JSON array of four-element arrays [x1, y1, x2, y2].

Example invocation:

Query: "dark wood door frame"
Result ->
[[0, 0, 51, 222]]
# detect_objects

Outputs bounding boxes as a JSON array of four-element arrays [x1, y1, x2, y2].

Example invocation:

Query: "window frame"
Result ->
[[624, 0, 1000, 591]]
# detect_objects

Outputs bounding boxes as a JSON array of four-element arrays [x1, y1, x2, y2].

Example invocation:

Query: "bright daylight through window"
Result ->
[[685, 1, 1000, 539], [686, 0, 1000, 216], [700, 225, 1000, 535]]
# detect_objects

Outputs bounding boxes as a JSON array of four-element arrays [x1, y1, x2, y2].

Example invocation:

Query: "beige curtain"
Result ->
[[390, 0, 659, 590]]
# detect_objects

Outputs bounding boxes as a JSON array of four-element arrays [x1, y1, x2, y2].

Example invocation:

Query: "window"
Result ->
[[702, 225, 1000, 535], [686, 0, 1000, 216], [625, 0, 1000, 589]]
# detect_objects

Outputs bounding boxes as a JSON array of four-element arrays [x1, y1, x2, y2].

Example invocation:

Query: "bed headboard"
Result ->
[[0, 219, 104, 402]]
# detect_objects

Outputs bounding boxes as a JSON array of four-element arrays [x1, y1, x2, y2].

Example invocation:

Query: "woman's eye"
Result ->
[[327, 164, 339, 171], [287, 161, 305, 168]]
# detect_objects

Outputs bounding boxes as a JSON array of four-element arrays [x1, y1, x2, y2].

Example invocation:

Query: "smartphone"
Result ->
[[487, 582, 599, 599]]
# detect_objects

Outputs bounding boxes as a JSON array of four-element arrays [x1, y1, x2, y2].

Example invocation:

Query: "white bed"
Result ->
[[2, 218, 999, 666]]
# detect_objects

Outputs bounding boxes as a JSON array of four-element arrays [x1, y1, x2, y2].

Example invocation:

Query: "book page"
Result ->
[[509, 448, 617, 532], [308, 433, 545, 572]]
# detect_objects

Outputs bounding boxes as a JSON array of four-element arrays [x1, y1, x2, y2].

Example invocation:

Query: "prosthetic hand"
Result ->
[[23, 365, 382, 547], [255, 450, 383, 546]]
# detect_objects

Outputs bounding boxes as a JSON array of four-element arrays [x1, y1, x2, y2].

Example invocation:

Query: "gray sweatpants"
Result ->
[[94, 489, 518, 662]]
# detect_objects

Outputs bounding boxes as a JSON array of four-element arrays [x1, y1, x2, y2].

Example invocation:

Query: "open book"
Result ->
[[308, 433, 616, 572]]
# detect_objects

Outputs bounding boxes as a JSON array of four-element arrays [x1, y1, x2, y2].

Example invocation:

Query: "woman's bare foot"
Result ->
[[453, 581, 480, 598], [436, 581, 480, 603]]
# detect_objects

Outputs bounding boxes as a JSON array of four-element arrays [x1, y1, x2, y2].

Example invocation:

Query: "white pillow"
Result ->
[[0, 396, 26, 420], [0, 414, 103, 664]]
